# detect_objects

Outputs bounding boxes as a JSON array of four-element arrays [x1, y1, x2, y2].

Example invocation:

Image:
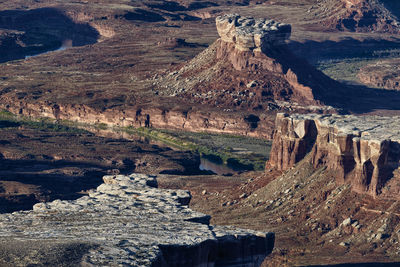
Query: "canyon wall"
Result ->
[[0, 173, 274, 266], [269, 113, 400, 198], [0, 100, 275, 139]]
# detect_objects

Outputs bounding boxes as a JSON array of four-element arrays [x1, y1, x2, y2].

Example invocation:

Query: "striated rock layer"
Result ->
[[269, 113, 400, 198], [0, 100, 276, 139], [0, 173, 274, 266]]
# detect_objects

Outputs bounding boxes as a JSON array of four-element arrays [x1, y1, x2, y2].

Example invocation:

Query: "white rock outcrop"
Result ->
[[216, 14, 291, 52], [0, 174, 274, 266]]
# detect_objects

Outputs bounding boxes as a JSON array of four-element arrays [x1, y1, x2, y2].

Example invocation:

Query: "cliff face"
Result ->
[[0, 173, 274, 266], [0, 99, 275, 139], [269, 113, 400, 198]]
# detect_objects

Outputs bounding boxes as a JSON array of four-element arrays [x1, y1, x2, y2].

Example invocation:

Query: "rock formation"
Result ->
[[0, 173, 274, 266], [215, 14, 291, 52], [269, 113, 400, 198], [214, 14, 346, 105], [214, 14, 294, 72], [157, 14, 346, 112]]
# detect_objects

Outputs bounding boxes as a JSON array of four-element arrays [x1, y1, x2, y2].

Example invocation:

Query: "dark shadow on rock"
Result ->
[[288, 38, 400, 65], [145, 1, 219, 11], [124, 9, 166, 22], [262, 45, 350, 108], [283, 37, 400, 113], [381, 0, 400, 19], [188, 1, 219, 10], [305, 262, 400, 267], [0, 8, 99, 63], [0, 158, 108, 213], [146, 1, 187, 12]]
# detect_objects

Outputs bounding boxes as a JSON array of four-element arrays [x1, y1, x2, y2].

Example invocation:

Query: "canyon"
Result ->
[[1, 0, 400, 266]]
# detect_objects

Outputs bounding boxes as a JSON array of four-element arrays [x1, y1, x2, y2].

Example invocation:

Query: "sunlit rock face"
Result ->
[[216, 14, 291, 52], [0, 173, 274, 266], [269, 113, 400, 198]]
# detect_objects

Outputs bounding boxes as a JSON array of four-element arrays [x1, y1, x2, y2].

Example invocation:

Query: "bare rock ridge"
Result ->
[[0, 173, 274, 266], [214, 14, 344, 105], [269, 113, 400, 198]]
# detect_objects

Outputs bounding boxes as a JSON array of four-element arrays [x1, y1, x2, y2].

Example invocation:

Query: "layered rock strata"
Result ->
[[0, 101, 275, 138], [0, 173, 274, 266], [269, 113, 400, 198]]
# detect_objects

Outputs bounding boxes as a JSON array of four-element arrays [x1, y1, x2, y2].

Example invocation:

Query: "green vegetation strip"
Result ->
[[122, 127, 271, 171], [0, 110, 270, 171], [0, 110, 88, 134]]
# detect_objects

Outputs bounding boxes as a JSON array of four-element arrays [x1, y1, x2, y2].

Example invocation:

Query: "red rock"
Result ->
[[269, 113, 400, 198]]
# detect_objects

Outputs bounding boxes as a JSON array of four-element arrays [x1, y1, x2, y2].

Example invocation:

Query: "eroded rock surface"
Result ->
[[269, 113, 400, 198], [0, 173, 274, 266], [216, 14, 291, 52], [212, 14, 344, 105]]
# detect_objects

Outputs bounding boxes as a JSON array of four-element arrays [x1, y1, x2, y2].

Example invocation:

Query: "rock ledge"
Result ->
[[269, 113, 400, 198], [216, 14, 291, 52], [0, 173, 274, 266]]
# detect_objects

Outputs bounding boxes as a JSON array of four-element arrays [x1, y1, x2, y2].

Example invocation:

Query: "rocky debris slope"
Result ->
[[0, 173, 274, 266], [307, 0, 400, 33], [358, 59, 400, 90], [269, 113, 400, 198]]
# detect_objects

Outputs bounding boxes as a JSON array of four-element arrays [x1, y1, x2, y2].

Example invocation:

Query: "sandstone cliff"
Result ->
[[0, 173, 274, 266], [269, 113, 400, 198]]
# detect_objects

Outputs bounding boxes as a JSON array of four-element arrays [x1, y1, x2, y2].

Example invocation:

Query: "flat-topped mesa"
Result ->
[[216, 14, 291, 52], [269, 113, 400, 198]]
